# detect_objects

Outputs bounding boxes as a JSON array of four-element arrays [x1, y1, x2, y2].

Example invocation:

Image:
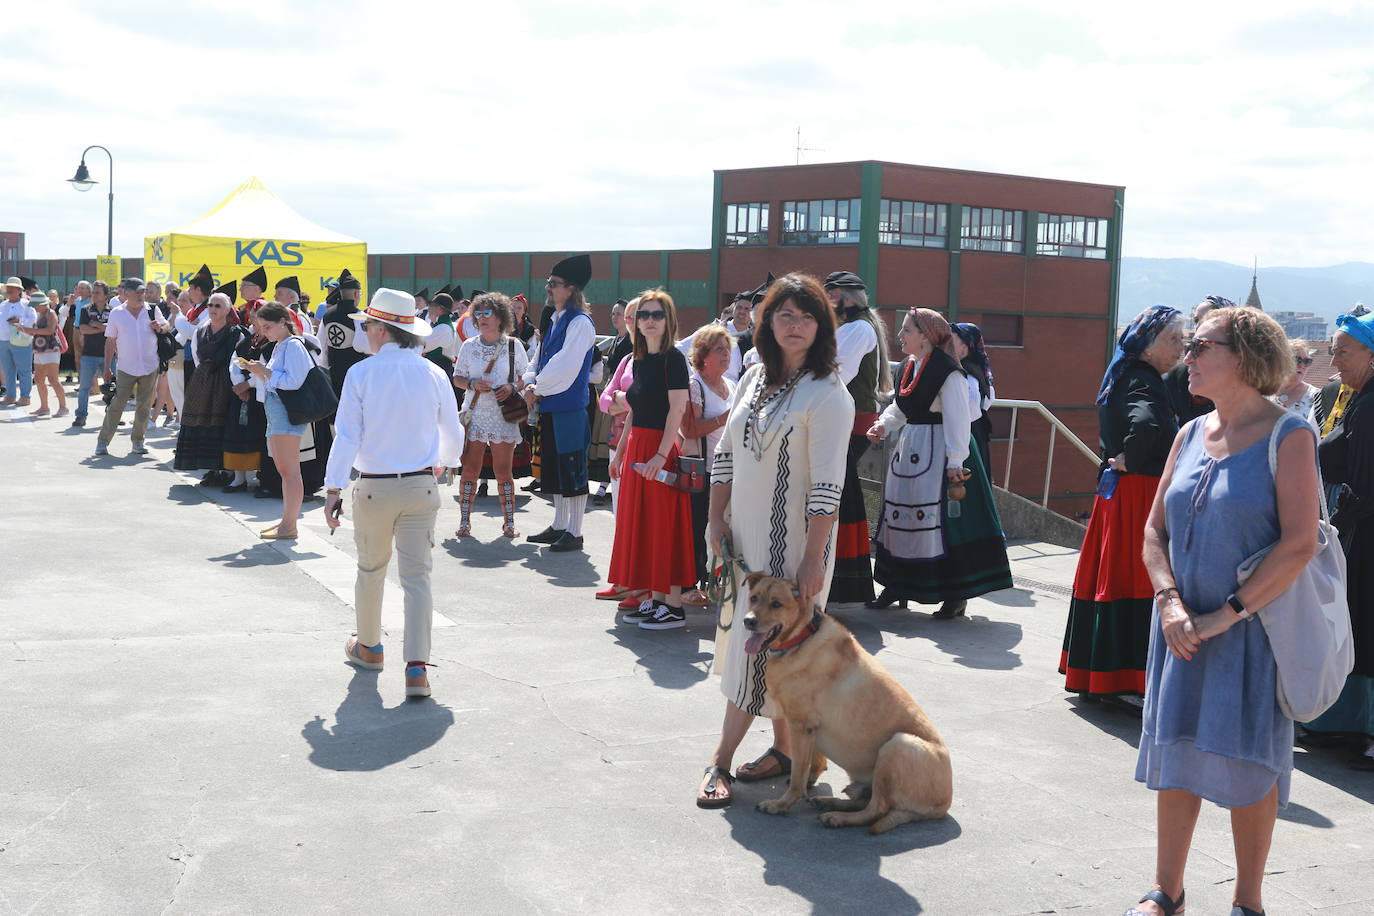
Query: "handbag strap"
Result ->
[[507, 339, 516, 385], [469, 344, 503, 408], [693, 377, 708, 457], [1266, 412, 1329, 523]]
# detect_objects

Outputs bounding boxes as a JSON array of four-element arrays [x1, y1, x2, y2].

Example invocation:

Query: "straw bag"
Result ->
[[1236, 413, 1354, 721]]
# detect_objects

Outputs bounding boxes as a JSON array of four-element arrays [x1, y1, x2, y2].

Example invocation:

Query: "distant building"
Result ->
[[0, 231, 22, 261], [1273, 311, 1328, 340], [1243, 266, 1263, 311]]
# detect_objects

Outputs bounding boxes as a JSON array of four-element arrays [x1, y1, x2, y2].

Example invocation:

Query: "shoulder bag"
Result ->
[[276, 336, 340, 426], [498, 338, 531, 424], [673, 374, 708, 494], [53, 323, 69, 354], [1235, 412, 1354, 721], [460, 345, 504, 427]]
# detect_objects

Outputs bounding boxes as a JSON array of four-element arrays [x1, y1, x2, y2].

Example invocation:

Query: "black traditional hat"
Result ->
[[241, 266, 268, 290], [549, 254, 591, 289], [19, 275, 36, 291], [614, 298, 629, 307], [275, 275, 301, 295], [823, 270, 865, 291], [470, 289, 486, 301], [188, 264, 214, 295], [414, 287, 430, 301], [436, 283, 452, 297], [212, 279, 238, 302], [338, 268, 361, 291], [749, 272, 777, 304], [324, 286, 341, 306], [451, 285, 464, 302]]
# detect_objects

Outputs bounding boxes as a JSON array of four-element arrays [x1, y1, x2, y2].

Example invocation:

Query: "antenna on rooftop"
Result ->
[[795, 126, 822, 166]]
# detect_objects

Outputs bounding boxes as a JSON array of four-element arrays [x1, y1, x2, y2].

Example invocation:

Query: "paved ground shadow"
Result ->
[[302, 670, 455, 772], [721, 780, 962, 913], [207, 543, 290, 567], [604, 622, 713, 690], [845, 605, 1023, 671]]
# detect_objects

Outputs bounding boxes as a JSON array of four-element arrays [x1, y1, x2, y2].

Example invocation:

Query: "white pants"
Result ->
[[167, 357, 185, 417]]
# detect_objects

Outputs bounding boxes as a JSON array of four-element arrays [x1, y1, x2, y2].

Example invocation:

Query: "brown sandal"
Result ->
[[696, 765, 733, 808], [735, 747, 791, 782]]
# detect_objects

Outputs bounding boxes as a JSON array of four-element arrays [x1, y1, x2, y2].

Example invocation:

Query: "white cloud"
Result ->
[[3, 0, 1371, 270]]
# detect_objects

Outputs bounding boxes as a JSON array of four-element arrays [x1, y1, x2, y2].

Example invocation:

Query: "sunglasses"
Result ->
[[472, 308, 495, 318], [1184, 337, 1231, 359], [544, 278, 566, 288], [1296, 357, 1314, 367], [636, 310, 667, 321]]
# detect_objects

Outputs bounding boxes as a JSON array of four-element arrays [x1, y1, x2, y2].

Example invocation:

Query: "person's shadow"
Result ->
[[721, 782, 961, 912], [301, 671, 455, 771]]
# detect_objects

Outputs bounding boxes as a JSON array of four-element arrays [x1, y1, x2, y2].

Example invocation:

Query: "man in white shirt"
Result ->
[[325, 288, 464, 699], [1, 276, 36, 405], [521, 254, 597, 552], [95, 278, 170, 456]]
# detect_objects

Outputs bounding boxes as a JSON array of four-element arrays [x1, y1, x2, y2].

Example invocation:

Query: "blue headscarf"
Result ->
[[1096, 305, 1181, 406], [1337, 311, 1374, 353], [953, 323, 994, 398]]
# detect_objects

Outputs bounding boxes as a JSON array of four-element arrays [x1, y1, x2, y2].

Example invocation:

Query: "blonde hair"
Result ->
[[690, 324, 732, 371], [1208, 306, 1295, 397], [1291, 339, 1312, 362]]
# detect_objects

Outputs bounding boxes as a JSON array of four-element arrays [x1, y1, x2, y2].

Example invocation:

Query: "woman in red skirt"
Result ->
[[608, 289, 697, 630], [1060, 304, 1184, 700]]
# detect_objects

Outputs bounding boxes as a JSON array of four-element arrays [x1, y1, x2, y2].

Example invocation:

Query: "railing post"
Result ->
[[1042, 425, 1056, 508], [1003, 407, 1018, 489]]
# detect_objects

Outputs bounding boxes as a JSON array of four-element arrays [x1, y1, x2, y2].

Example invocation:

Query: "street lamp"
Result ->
[[68, 145, 114, 256]]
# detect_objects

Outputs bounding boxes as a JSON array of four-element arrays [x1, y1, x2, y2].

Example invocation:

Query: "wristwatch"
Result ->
[[1226, 593, 1251, 620]]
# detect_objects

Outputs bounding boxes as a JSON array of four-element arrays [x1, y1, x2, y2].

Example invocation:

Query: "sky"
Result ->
[[3, 0, 1372, 268]]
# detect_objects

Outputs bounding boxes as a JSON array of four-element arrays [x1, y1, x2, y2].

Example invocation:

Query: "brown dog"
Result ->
[[741, 572, 953, 833]]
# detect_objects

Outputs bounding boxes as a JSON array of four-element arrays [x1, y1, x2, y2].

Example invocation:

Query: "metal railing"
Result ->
[[989, 398, 1099, 508]]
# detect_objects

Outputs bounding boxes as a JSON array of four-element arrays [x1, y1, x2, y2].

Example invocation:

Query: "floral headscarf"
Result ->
[[953, 322, 993, 398], [1096, 305, 1180, 406], [910, 308, 958, 361]]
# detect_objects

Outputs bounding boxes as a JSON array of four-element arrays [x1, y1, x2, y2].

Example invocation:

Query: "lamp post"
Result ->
[[68, 145, 114, 256]]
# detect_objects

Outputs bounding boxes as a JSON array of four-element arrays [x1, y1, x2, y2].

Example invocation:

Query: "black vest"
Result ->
[[320, 301, 365, 395], [893, 350, 961, 425]]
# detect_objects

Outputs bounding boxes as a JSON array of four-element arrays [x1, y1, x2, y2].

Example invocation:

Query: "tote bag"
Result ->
[[1236, 413, 1354, 721], [276, 338, 339, 426]]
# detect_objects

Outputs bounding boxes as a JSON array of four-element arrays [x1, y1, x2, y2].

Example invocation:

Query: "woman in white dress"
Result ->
[[453, 292, 530, 538], [696, 273, 853, 808]]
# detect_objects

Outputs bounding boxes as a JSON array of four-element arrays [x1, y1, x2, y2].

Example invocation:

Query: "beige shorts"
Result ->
[[33, 352, 61, 366]]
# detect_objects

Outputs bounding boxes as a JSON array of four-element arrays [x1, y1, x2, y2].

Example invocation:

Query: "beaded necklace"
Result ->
[[897, 355, 929, 397], [745, 367, 806, 461]]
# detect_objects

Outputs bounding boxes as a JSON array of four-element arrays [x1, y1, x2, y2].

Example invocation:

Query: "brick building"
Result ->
[[3, 160, 1124, 517], [1, 231, 22, 262]]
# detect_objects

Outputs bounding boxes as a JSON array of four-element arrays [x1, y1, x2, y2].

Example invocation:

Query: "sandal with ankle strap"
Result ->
[[1124, 888, 1184, 916]]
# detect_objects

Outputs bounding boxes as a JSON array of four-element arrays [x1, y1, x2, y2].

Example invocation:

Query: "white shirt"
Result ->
[[835, 318, 879, 386], [105, 303, 167, 376], [426, 321, 457, 359], [2, 299, 37, 337], [742, 347, 761, 372], [876, 358, 971, 468], [523, 309, 596, 397], [324, 342, 465, 489], [687, 370, 737, 470], [263, 336, 318, 393], [676, 326, 742, 382]]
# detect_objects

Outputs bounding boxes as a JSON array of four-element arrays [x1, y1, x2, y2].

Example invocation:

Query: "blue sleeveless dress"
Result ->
[[1135, 414, 1307, 808]]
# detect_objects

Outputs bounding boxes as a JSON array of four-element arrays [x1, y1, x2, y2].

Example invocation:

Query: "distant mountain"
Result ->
[[1119, 258, 1374, 324]]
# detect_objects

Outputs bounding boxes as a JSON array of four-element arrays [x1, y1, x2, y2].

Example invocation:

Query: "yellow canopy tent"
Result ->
[[144, 177, 366, 305]]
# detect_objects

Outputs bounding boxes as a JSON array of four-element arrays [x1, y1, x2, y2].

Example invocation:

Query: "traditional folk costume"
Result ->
[[523, 255, 596, 551], [454, 333, 529, 534], [871, 331, 1011, 613], [223, 332, 268, 476], [1060, 306, 1180, 696], [173, 320, 243, 470], [825, 271, 879, 605], [713, 366, 853, 715], [320, 269, 367, 397], [954, 323, 997, 479]]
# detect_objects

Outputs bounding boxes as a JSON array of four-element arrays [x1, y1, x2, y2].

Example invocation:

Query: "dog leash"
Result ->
[[706, 535, 751, 632]]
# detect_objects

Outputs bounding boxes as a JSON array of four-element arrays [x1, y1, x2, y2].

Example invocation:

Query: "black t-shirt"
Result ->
[[627, 348, 689, 431], [79, 302, 114, 357]]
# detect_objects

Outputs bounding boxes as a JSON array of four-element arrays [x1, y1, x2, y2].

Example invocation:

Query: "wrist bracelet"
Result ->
[[1154, 586, 1179, 604]]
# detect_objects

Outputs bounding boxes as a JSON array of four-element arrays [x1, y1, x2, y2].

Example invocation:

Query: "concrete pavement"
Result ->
[[2, 389, 1373, 915]]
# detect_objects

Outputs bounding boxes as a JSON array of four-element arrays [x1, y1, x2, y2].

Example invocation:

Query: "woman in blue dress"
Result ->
[[1126, 306, 1318, 916]]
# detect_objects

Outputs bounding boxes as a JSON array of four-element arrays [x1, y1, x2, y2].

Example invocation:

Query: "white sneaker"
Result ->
[[168, 420, 181, 431]]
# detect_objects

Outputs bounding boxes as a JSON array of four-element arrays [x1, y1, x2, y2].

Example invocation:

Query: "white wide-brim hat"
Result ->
[[351, 287, 433, 337]]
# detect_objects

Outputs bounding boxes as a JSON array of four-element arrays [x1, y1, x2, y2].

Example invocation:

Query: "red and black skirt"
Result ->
[[606, 426, 697, 594], [1059, 472, 1160, 696], [828, 429, 876, 604]]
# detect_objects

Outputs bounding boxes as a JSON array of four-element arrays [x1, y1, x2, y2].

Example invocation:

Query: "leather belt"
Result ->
[[359, 468, 433, 479]]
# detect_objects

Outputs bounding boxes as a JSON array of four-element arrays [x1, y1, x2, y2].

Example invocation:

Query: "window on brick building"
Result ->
[[1036, 213, 1109, 259], [878, 200, 948, 248], [780, 198, 861, 245], [979, 314, 1023, 346], [960, 207, 1024, 253], [724, 202, 769, 246]]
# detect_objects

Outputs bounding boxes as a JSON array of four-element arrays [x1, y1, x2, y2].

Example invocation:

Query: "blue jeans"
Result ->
[[0, 339, 33, 399], [76, 355, 106, 420]]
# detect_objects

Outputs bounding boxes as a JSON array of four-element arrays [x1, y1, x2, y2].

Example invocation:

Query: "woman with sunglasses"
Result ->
[[1061, 305, 1183, 702], [1269, 340, 1317, 418], [866, 308, 1011, 618], [608, 289, 697, 629], [453, 292, 529, 538]]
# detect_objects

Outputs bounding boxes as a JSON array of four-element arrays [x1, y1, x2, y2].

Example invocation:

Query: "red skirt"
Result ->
[[607, 427, 697, 594], [1069, 473, 1158, 603]]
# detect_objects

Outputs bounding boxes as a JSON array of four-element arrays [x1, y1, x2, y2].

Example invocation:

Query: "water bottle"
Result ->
[[527, 400, 540, 427], [632, 462, 677, 486]]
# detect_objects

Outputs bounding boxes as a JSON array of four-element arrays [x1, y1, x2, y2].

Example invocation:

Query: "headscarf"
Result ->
[[1336, 311, 1374, 355], [953, 322, 994, 398], [1096, 304, 1180, 406], [910, 308, 958, 361]]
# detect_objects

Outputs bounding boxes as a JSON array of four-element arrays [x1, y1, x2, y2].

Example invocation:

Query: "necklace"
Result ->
[[745, 368, 805, 461], [897, 355, 928, 397]]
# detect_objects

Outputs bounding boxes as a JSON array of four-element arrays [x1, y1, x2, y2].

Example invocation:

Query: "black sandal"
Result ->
[[696, 765, 734, 808], [1124, 888, 1184, 916], [735, 747, 792, 782]]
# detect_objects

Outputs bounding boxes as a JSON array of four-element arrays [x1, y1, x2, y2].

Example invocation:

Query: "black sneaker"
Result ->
[[622, 600, 658, 623], [526, 526, 565, 544], [639, 605, 686, 630], [548, 532, 584, 552], [71, 417, 86, 427]]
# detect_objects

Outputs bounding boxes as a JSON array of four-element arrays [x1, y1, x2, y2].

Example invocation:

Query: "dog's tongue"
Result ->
[[744, 627, 775, 656]]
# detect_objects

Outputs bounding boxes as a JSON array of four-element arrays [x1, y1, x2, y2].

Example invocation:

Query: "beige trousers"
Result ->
[[351, 475, 441, 663], [97, 368, 158, 448]]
